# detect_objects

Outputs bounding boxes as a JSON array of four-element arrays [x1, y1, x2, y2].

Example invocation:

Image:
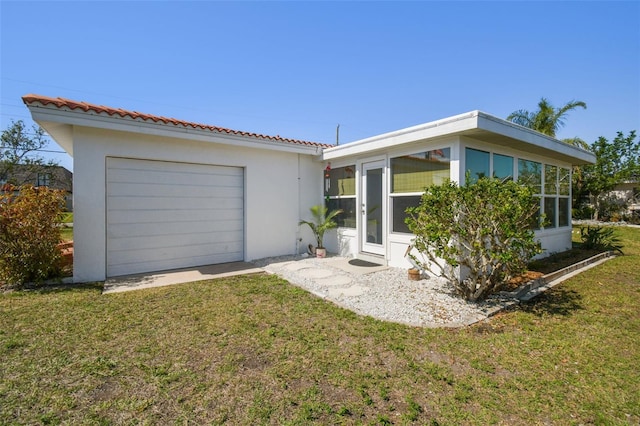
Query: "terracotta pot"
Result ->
[[408, 268, 421, 281], [316, 247, 327, 258]]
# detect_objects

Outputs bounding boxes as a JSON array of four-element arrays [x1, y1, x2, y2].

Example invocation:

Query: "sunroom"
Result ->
[[321, 111, 595, 269]]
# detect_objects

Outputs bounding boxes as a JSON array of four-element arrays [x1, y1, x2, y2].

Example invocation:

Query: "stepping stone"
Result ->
[[315, 275, 352, 287], [327, 285, 370, 298], [298, 268, 333, 279], [285, 262, 313, 272]]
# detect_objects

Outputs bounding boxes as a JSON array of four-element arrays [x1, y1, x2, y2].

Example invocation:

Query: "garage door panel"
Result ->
[[108, 220, 243, 239], [111, 231, 241, 255], [108, 241, 244, 265], [109, 222, 243, 245], [106, 158, 244, 277], [109, 191, 243, 211], [107, 206, 243, 225], [107, 183, 243, 201], [108, 168, 243, 186], [107, 157, 242, 174], [113, 244, 242, 270], [107, 197, 243, 212], [107, 250, 244, 277]]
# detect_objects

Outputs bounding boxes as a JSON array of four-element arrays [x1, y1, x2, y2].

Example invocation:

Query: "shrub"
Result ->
[[406, 177, 542, 302], [579, 226, 624, 254], [0, 185, 65, 287]]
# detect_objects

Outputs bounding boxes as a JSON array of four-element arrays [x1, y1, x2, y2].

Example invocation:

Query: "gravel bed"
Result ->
[[253, 255, 515, 328]]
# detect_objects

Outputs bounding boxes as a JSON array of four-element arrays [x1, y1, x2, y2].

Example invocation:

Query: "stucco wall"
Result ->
[[72, 126, 322, 282]]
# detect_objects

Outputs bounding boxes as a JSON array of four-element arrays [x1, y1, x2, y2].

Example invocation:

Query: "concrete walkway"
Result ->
[[103, 262, 264, 294], [103, 256, 386, 295]]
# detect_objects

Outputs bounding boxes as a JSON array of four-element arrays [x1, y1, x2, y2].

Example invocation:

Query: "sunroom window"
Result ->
[[465, 148, 489, 183], [465, 149, 514, 183], [390, 148, 450, 233], [325, 165, 356, 228], [493, 154, 514, 181], [517, 160, 571, 230], [518, 159, 542, 229]]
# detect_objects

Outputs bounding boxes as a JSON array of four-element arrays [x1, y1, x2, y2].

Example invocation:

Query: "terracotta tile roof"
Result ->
[[22, 94, 332, 148]]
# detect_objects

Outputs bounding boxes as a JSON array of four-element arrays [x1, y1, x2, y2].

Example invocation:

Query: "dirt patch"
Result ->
[[527, 248, 603, 275], [501, 271, 544, 292], [498, 247, 605, 293]]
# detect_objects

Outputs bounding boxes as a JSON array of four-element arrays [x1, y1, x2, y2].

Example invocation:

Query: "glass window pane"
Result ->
[[325, 165, 355, 197], [518, 159, 542, 194], [545, 165, 558, 195], [326, 198, 356, 228], [392, 196, 422, 233], [465, 148, 490, 183], [559, 168, 570, 196], [366, 168, 383, 244], [391, 148, 450, 193], [559, 197, 570, 227], [544, 197, 556, 228], [493, 154, 513, 181]]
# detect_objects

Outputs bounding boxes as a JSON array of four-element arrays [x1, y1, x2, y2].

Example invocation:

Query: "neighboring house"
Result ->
[[0, 163, 73, 211], [23, 94, 596, 283], [609, 180, 640, 218]]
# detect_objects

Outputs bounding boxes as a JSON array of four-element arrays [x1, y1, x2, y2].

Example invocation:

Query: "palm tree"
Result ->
[[562, 136, 590, 150], [299, 205, 343, 249], [507, 98, 587, 138]]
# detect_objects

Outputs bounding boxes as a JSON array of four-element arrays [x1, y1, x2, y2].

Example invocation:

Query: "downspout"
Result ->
[[296, 153, 301, 255]]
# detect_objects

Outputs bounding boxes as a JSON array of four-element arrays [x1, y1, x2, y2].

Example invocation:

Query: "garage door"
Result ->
[[106, 158, 244, 277]]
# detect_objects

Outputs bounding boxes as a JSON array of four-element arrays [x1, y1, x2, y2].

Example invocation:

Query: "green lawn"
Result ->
[[59, 226, 73, 243], [1, 228, 639, 425]]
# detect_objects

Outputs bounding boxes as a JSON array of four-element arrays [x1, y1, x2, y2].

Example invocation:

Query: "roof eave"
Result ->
[[25, 102, 325, 156], [323, 111, 596, 166]]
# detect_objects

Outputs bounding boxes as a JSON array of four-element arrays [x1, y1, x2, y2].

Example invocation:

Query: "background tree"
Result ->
[[507, 98, 587, 138], [1, 120, 57, 186], [575, 131, 639, 220], [0, 184, 65, 287]]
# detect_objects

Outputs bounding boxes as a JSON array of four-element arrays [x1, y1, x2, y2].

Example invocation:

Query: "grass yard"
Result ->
[[1, 227, 639, 425], [59, 226, 73, 243]]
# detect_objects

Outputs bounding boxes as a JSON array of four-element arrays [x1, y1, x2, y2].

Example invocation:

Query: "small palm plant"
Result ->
[[299, 205, 343, 256]]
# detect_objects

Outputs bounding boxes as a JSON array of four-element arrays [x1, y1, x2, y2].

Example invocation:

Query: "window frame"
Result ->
[[390, 147, 451, 234], [324, 164, 356, 228], [37, 173, 51, 187]]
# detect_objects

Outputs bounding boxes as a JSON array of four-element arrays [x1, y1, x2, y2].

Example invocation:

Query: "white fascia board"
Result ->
[[26, 104, 323, 156], [322, 110, 596, 166], [476, 112, 596, 165], [322, 111, 480, 160]]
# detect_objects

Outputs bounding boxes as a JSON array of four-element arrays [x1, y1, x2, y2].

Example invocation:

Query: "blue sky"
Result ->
[[1, 1, 639, 171]]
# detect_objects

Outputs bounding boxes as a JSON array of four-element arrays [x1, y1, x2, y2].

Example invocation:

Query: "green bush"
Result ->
[[406, 177, 542, 302], [579, 226, 624, 254], [0, 185, 65, 287]]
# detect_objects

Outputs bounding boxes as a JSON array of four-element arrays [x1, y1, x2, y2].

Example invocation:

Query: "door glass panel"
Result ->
[[366, 168, 383, 245]]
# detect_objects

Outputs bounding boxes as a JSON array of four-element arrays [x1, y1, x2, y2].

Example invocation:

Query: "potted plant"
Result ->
[[299, 205, 343, 258]]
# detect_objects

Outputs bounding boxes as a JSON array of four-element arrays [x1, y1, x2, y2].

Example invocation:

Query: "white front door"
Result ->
[[361, 160, 385, 255]]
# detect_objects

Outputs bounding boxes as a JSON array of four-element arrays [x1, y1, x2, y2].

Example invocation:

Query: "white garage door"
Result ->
[[106, 158, 244, 277]]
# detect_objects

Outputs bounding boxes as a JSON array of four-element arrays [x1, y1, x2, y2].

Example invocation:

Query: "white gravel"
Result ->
[[253, 255, 515, 328]]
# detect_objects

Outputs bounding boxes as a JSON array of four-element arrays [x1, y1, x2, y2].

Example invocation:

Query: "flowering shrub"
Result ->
[[0, 185, 65, 287], [406, 177, 542, 302]]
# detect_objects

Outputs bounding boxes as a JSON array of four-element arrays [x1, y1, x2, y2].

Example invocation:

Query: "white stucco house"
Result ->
[[23, 94, 596, 283]]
